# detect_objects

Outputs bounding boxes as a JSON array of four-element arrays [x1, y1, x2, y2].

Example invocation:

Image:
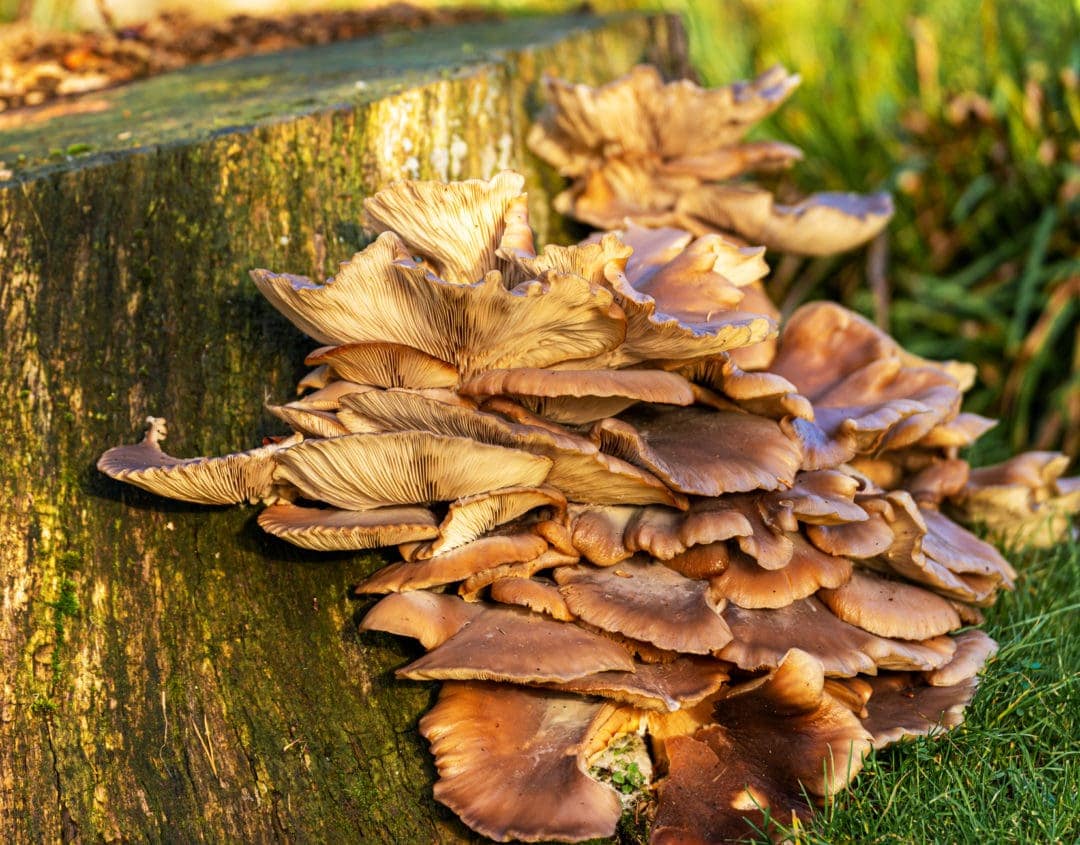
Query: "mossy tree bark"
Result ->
[[0, 14, 687, 842]]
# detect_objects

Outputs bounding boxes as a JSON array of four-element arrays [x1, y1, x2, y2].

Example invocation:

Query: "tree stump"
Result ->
[[0, 13, 686, 841]]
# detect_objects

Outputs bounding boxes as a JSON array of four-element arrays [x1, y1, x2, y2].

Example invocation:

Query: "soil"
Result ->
[[0, 4, 497, 114]]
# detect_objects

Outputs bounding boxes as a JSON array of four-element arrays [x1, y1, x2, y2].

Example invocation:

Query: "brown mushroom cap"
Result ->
[[97, 417, 296, 505], [653, 649, 873, 844], [489, 577, 575, 621], [719, 597, 957, 677], [460, 367, 696, 409], [592, 405, 802, 497], [273, 431, 552, 510], [710, 535, 852, 610], [458, 549, 581, 600], [420, 683, 624, 843], [860, 672, 978, 749], [555, 559, 732, 654], [358, 591, 482, 649], [257, 503, 439, 551], [550, 655, 731, 712], [305, 341, 458, 389], [569, 505, 639, 566], [677, 184, 894, 256], [265, 403, 350, 439], [398, 602, 636, 684], [818, 569, 962, 640], [760, 469, 868, 531], [354, 531, 549, 594], [923, 629, 998, 687]]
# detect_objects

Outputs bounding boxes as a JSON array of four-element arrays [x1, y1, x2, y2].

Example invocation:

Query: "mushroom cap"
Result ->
[[264, 403, 350, 439], [460, 367, 696, 408], [550, 655, 731, 712], [678, 184, 894, 256], [554, 559, 732, 654], [923, 629, 998, 687], [818, 569, 962, 640], [420, 683, 624, 843], [591, 405, 802, 497], [719, 597, 957, 677], [273, 431, 552, 510], [569, 505, 639, 566], [305, 341, 458, 389], [653, 649, 873, 844], [860, 672, 979, 750], [97, 417, 295, 505], [257, 503, 439, 551], [253, 231, 626, 377], [458, 548, 581, 600], [710, 535, 852, 610], [760, 469, 868, 531], [489, 577, 575, 621], [354, 531, 549, 594], [361, 170, 526, 285], [951, 451, 1080, 548], [806, 510, 895, 559], [398, 602, 635, 684], [359, 591, 482, 650]]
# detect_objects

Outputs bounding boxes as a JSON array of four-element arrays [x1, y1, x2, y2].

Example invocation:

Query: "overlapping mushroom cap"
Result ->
[[528, 64, 894, 255], [97, 160, 1074, 843]]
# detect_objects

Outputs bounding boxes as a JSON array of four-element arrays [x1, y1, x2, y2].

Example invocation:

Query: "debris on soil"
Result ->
[[0, 4, 498, 114]]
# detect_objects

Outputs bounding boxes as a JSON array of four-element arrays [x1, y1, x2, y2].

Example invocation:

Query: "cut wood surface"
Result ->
[[0, 13, 686, 841]]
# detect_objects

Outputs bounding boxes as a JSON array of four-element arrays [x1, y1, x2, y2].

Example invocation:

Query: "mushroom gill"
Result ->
[[97, 159, 1070, 844]]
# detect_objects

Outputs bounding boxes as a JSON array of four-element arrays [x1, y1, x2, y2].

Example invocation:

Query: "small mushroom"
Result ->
[[710, 535, 852, 610], [305, 341, 458, 389], [354, 531, 549, 594], [97, 417, 297, 505], [860, 672, 979, 749]]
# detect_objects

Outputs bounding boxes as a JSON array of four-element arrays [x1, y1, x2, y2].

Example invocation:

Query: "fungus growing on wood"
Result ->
[[528, 65, 893, 253], [98, 164, 1069, 843]]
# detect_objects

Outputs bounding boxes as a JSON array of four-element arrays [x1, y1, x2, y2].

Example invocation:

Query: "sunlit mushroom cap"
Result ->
[[529, 65, 893, 255], [950, 451, 1080, 547], [554, 559, 732, 654], [97, 416, 297, 505], [720, 597, 956, 677], [420, 683, 625, 842], [592, 405, 802, 497], [273, 431, 552, 510], [819, 569, 962, 640], [652, 649, 872, 843]]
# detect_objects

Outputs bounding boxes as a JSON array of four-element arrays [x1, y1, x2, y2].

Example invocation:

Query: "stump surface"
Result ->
[[0, 13, 685, 841]]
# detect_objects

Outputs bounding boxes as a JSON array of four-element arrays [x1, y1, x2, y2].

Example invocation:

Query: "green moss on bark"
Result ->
[[0, 13, 683, 841]]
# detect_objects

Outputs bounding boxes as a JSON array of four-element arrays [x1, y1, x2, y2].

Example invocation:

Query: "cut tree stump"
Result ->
[[0, 13, 686, 842]]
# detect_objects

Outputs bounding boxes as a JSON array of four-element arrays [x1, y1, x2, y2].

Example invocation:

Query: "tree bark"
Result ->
[[0, 13, 687, 841]]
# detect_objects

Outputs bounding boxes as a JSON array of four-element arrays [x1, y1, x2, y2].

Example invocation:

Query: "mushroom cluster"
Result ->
[[99, 153, 1075, 841], [527, 64, 894, 255]]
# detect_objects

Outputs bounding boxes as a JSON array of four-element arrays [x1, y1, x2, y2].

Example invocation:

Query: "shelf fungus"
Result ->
[[99, 163, 1075, 843]]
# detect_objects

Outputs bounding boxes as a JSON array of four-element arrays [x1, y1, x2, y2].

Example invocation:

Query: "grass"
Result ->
[[764, 539, 1080, 844]]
